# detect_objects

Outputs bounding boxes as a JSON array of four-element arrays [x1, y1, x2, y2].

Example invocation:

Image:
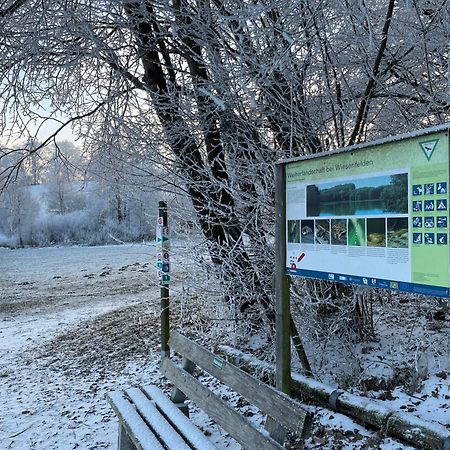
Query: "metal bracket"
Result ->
[[329, 389, 344, 410]]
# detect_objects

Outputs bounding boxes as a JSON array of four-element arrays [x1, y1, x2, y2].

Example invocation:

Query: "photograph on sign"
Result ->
[[306, 173, 408, 217], [283, 128, 450, 297]]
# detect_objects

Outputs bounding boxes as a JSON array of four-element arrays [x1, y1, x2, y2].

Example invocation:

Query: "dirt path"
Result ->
[[0, 244, 165, 450]]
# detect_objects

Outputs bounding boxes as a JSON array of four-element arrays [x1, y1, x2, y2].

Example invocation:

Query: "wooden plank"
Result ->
[[169, 331, 312, 437], [160, 358, 284, 450], [106, 391, 165, 450], [142, 385, 218, 450], [125, 388, 191, 450]]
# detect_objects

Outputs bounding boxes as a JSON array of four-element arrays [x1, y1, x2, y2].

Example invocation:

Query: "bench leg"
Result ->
[[170, 357, 195, 417], [265, 415, 287, 445], [172, 401, 190, 417], [118, 423, 137, 450]]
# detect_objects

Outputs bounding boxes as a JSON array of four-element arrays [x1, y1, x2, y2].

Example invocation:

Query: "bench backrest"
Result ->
[[160, 331, 312, 449]]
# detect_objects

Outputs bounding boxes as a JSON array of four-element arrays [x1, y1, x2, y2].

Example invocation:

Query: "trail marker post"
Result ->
[[157, 201, 170, 357]]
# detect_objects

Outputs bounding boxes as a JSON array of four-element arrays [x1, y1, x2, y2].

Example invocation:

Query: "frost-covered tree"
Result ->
[[43, 141, 86, 214], [1, 0, 450, 324], [0, 152, 36, 247]]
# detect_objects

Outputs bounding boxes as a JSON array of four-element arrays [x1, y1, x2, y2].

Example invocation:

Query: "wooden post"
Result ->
[[159, 201, 170, 358], [290, 315, 313, 377], [274, 163, 291, 395]]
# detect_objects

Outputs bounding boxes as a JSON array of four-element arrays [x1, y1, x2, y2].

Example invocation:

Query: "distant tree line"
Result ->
[[0, 141, 162, 248], [308, 174, 408, 214]]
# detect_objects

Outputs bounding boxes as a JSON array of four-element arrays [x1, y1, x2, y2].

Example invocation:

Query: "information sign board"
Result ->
[[281, 125, 450, 297]]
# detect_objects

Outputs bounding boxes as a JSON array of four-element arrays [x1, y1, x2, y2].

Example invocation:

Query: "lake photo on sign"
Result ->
[[306, 173, 408, 217]]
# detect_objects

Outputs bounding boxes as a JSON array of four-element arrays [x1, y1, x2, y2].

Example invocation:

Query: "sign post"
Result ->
[[275, 163, 291, 395], [157, 201, 170, 357]]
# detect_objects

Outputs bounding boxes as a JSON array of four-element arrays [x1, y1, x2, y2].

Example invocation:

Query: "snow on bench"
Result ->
[[107, 331, 313, 449], [107, 386, 217, 450]]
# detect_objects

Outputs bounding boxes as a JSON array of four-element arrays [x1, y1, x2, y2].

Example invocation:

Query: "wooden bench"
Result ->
[[107, 331, 313, 449], [107, 385, 217, 450]]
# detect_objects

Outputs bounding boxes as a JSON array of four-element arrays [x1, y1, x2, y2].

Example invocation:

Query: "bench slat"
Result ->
[[169, 331, 312, 437], [126, 388, 191, 450], [107, 391, 165, 450], [142, 385, 218, 450], [160, 358, 284, 450]]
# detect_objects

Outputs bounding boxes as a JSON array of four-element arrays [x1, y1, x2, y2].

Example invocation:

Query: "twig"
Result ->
[[7, 423, 34, 439]]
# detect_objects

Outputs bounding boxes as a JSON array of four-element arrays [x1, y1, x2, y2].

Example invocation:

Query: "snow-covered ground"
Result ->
[[0, 244, 448, 449], [0, 244, 163, 449]]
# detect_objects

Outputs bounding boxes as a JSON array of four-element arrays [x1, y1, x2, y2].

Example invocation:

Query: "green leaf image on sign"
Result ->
[[420, 139, 439, 161]]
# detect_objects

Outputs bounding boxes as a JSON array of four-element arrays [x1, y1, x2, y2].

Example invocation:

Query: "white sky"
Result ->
[[1, 101, 77, 147]]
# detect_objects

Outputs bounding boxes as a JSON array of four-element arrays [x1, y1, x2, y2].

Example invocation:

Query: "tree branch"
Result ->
[[0, 100, 107, 193], [348, 0, 396, 145]]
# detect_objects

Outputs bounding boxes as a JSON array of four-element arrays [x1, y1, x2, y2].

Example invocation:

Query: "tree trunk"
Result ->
[[125, 2, 273, 320]]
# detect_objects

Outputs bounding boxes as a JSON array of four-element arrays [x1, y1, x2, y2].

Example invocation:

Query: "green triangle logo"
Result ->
[[420, 139, 439, 161]]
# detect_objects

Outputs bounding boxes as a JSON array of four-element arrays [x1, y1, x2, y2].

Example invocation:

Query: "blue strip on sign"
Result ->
[[286, 268, 449, 298]]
